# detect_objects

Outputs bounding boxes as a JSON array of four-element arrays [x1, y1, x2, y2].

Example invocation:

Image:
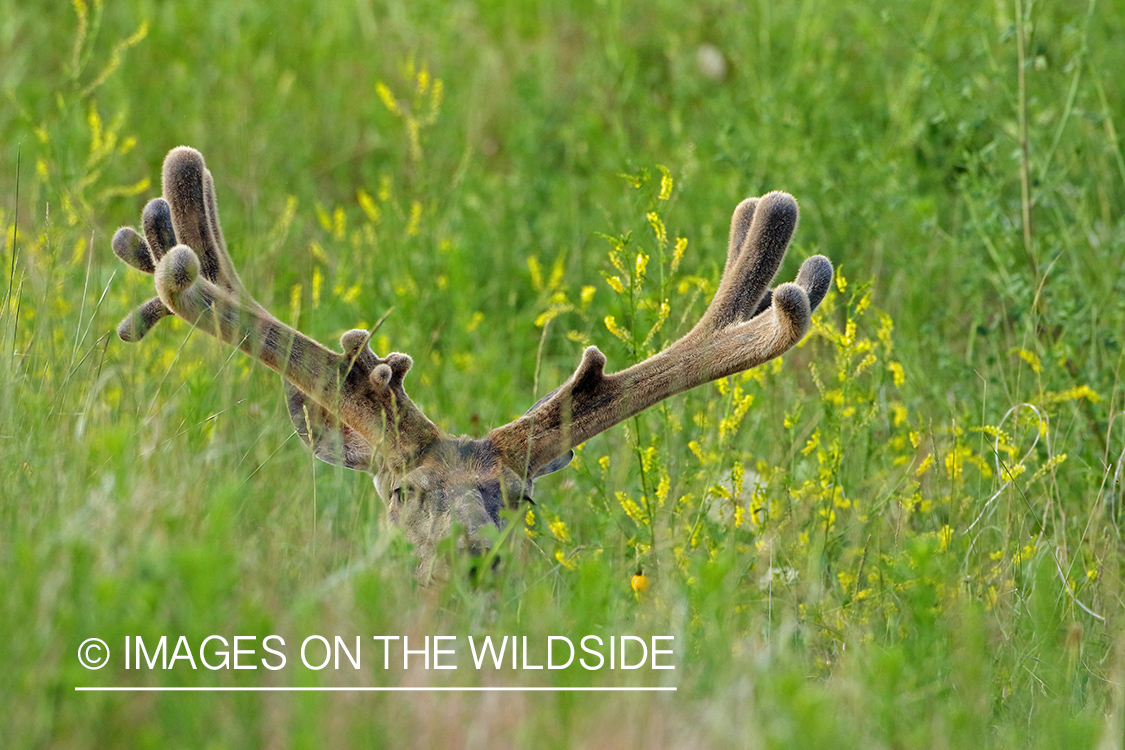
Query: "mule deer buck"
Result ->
[[111, 147, 833, 576]]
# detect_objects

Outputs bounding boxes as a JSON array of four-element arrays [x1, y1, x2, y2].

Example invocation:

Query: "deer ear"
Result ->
[[285, 384, 375, 473], [533, 449, 573, 478]]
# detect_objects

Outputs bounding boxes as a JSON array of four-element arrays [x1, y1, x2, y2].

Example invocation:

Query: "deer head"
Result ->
[[111, 147, 833, 576]]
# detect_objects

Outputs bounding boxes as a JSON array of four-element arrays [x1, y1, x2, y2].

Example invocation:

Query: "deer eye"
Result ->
[[392, 485, 419, 504]]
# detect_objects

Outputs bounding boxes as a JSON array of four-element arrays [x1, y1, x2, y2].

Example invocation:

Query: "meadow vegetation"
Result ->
[[2, 0, 1124, 747]]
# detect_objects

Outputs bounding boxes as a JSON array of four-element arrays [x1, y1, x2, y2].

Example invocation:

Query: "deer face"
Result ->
[[285, 383, 573, 573], [379, 438, 522, 567], [111, 147, 832, 579], [388, 438, 573, 563]]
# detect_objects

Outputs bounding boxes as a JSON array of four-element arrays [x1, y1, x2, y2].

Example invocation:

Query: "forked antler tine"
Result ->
[[489, 191, 832, 477], [163, 147, 244, 296], [110, 199, 183, 342], [115, 150, 252, 343], [117, 296, 171, 343], [747, 242, 834, 323], [113, 149, 256, 343], [202, 167, 228, 257], [724, 197, 757, 277], [705, 191, 798, 331], [113, 221, 174, 342], [112, 225, 155, 273], [795, 254, 833, 311], [143, 198, 177, 262]]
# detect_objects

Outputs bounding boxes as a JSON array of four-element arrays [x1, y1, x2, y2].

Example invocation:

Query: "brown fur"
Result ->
[[111, 147, 833, 576]]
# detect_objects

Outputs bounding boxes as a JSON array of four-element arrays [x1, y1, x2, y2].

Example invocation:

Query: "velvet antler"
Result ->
[[488, 192, 832, 476]]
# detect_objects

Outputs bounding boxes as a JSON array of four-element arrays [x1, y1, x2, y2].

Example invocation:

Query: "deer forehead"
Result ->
[[396, 438, 526, 495]]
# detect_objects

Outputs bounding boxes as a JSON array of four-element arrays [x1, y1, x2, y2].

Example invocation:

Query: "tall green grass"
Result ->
[[2, 0, 1124, 746]]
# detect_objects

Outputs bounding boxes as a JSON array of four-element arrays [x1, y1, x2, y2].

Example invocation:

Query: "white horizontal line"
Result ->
[[75, 686, 676, 692]]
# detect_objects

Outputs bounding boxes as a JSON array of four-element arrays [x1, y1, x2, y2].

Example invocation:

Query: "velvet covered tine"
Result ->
[[117, 296, 172, 343], [162, 147, 251, 298], [141, 198, 176, 262]]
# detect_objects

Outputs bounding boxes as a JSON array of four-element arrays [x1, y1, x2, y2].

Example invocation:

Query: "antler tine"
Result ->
[[112, 145, 244, 342], [111, 147, 440, 467], [723, 197, 757, 280], [703, 191, 798, 331], [115, 296, 169, 342], [162, 147, 247, 297], [112, 224, 170, 342], [489, 191, 833, 477], [111, 198, 188, 342], [202, 166, 229, 259]]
